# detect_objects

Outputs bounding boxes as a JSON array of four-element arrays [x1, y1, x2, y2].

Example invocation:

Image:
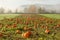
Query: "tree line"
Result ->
[[0, 6, 58, 14]]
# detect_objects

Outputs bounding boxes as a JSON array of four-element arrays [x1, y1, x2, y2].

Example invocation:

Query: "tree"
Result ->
[[15, 9, 18, 13], [0, 7, 5, 14], [51, 10, 56, 14], [7, 10, 12, 13], [24, 5, 37, 13], [38, 7, 46, 14]]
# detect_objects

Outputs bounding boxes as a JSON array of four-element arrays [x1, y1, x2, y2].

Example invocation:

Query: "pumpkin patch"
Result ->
[[0, 14, 60, 40], [22, 31, 32, 38]]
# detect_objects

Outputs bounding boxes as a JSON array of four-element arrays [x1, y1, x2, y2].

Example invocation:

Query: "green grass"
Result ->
[[40, 14, 60, 19], [0, 14, 19, 20], [0, 14, 60, 20]]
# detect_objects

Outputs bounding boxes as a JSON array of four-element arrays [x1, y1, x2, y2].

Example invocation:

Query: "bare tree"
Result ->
[[24, 5, 37, 13]]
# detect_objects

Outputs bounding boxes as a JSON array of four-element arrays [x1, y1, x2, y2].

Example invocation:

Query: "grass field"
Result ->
[[0, 14, 60, 40], [0, 14, 19, 20], [0, 14, 60, 20], [40, 14, 60, 19]]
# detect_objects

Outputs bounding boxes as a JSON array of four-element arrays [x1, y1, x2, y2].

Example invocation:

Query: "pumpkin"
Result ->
[[45, 26, 48, 29], [0, 33, 3, 37], [45, 29, 50, 34], [16, 30, 21, 34], [6, 24, 11, 28], [56, 24, 60, 28], [12, 23, 17, 28], [22, 31, 32, 38]]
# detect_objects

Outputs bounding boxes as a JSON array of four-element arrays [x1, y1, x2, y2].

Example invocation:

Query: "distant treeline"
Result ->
[[0, 6, 59, 14]]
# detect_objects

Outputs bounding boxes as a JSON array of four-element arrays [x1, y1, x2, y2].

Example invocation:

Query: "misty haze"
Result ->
[[0, 0, 60, 14]]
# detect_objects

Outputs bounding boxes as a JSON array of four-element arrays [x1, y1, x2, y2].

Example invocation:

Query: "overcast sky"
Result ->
[[0, 0, 60, 11]]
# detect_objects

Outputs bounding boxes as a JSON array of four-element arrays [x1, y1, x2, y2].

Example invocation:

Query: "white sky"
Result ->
[[0, 0, 60, 11]]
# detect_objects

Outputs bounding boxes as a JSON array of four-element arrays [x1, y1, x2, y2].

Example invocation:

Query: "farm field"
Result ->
[[40, 14, 60, 19], [0, 14, 60, 40], [0, 14, 19, 20], [0, 14, 60, 20]]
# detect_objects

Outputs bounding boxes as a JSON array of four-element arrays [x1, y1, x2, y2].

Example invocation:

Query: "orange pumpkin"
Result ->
[[6, 24, 11, 28], [56, 24, 60, 28], [16, 30, 21, 34], [12, 23, 17, 28], [25, 21, 29, 25], [22, 31, 32, 38], [27, 17, 31, 21], [45, 26, 48, 29], [0, 33, 3, 37], [45, 29, 50, 34]]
